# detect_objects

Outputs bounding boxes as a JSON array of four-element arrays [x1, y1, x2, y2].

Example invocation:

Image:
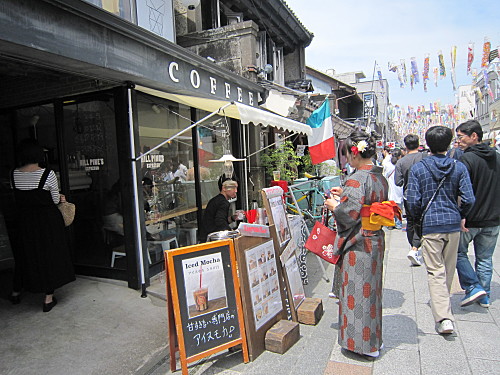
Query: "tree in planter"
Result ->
[[260, 140, 302, 182], [299, 153, 317, 176]]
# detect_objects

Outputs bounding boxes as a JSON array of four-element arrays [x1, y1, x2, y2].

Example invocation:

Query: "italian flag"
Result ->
[[306, 100, 335, 164]]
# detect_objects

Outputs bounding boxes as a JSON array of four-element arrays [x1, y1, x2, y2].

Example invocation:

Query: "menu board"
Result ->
[[261, 187, 291, 250], [283, 255, 306, 310], [244, 240, 282, 330], [166, 240, 248, 373]]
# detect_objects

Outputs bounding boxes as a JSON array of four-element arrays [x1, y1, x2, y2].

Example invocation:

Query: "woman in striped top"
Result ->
[[10, 139, 75, 312]]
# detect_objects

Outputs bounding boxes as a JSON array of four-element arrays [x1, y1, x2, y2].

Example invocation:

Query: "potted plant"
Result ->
[[260, 140, 303, 182]]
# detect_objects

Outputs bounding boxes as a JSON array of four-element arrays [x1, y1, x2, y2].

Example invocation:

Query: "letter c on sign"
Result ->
[[168, 62, 180, 83], [190, 70, 201, 89]]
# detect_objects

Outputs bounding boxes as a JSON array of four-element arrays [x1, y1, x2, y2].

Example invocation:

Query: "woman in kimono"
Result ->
[[325, 131, 392, 358]]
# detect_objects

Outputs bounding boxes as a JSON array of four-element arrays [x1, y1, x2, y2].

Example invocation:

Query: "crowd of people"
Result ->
[[324, 119, 499, 359]]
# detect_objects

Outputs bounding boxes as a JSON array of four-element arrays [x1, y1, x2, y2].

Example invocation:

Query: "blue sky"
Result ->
[[285, 0, 500, 109]]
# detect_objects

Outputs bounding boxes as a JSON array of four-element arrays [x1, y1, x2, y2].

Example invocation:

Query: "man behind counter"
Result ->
[[199, 178, 239, 242]]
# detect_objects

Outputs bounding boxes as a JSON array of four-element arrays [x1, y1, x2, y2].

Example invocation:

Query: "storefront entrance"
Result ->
[[0, 90, 137, 284]]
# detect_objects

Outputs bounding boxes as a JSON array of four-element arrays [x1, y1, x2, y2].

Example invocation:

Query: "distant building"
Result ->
[[332, 70, 391, 142], [473, 50, 500, 141]]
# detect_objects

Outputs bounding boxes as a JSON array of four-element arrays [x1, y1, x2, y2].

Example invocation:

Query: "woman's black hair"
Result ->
[[15, 138, 45, 167], [343, 131, 377, 159], [391, 148, 402, 165]]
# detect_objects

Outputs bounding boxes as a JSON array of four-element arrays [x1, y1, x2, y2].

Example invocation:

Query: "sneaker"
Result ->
[[478, 295, 490, 308], [407, 249, 422, 266], [436, 319, 454, 334], [461, 286, 487, 307]]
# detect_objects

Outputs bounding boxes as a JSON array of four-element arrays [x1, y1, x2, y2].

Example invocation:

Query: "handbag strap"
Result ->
[[420, 173, 448, 223], [321, 204, 328, 226]]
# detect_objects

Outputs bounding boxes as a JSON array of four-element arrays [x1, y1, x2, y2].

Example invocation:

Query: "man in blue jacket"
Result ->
[[406, 126, 475, 335], [456, 120, 500, 308]]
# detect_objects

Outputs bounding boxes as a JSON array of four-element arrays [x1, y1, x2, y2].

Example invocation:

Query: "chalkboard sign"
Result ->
[[166, 240, 248, 374]]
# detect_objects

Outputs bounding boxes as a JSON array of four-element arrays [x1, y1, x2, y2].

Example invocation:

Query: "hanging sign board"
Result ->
[[166, 240, 249, 374]]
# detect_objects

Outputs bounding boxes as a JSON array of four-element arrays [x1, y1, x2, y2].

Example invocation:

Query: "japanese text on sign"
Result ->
[[187, 311, 236, 346]]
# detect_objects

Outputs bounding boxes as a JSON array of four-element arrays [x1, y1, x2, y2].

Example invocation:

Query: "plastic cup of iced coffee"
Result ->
[[193, 287, 208, 311]]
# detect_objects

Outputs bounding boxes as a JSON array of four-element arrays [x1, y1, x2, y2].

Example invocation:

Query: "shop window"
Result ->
[[196, 111, 226, 205], [137, 94, 197, 265], [137, 94, 237, 264]]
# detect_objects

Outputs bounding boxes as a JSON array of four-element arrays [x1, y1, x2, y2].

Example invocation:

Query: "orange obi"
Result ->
[[360, 201, 402, 230]]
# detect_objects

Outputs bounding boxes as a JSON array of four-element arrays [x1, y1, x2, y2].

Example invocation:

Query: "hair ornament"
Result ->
[[351, 140, 368, 155]]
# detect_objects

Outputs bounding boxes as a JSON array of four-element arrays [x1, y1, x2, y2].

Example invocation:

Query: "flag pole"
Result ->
[[366, 60, 377, 131]]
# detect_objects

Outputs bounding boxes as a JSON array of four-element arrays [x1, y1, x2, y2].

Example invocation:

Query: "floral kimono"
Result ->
[[332, 164, 389, 355]]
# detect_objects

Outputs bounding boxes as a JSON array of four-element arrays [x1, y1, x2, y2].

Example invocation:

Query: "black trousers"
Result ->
[[403, 199, 421, 249]]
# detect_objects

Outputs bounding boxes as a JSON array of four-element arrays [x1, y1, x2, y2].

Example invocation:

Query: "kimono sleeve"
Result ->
[[333, 177, 364, 233]]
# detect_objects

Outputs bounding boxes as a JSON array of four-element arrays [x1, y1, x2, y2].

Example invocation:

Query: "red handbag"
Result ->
[[304, 206, 340, 264]]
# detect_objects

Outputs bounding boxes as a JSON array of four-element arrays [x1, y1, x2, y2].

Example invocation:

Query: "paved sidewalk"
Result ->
[[1, 228, 499, 375], [150, 228, 500, 375], [0, 275, 169, 375]]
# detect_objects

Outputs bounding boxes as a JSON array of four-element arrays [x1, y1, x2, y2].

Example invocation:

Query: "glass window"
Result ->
[[82, 0, 175, 42], [137, 93, 197, 264], [82, 0, 134, 21], [136, 0, 175, 42], [196, 111, 226, 206]]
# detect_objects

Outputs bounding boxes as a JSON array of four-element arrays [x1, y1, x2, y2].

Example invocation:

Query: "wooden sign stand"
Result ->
[[261, 187, 306, 322], [232, 231, 287, 361], [165, 240, 249, 374]]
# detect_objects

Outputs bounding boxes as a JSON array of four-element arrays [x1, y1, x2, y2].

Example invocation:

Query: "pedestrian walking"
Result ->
[[384, 149, 403, 229], [455, 120, 500, 308], [406, 126, 475, 334], [395, 134, 427, 266]]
